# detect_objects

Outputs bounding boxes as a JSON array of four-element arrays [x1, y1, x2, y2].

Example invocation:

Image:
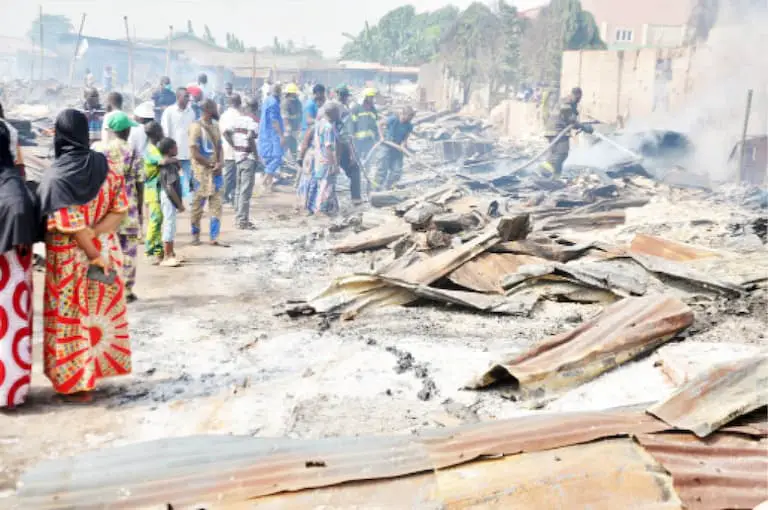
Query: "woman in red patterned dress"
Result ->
[[39, 109, 131, 398], [0, 121, 40, 408]]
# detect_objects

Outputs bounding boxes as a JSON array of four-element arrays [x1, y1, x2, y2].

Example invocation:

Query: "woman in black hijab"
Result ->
[[0, 120, 39, 408], [40, 109, 132, 400]]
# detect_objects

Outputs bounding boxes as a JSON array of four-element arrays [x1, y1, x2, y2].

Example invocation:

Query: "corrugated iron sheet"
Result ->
[[466, 295, 693, 399], [204, 439, 684, 509], [638, 432, 768, 510], [432, 439, 682, 510], [448, 253, 546, 293], [648, 356, 768, 438], [629, 234, 721, 262], [15, 407, 671, 509]]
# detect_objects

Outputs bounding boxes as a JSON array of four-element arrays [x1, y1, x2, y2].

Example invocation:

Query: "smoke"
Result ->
[[569, 1, 768, 184], [644, 0, 768, 182]]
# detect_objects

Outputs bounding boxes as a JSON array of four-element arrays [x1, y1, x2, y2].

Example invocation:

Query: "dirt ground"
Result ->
[[1, 181, 766, 494]]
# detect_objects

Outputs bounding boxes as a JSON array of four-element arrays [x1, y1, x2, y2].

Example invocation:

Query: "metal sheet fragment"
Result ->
[[648, 356, 768, 438], [466, 295, 693, 399], [638, 432, 768, 510], [629, 233, 721, 262]]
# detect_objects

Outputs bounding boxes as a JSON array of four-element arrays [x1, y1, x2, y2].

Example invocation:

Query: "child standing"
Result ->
[[142, 122, 165, 264], [157, 137, 185, 267]]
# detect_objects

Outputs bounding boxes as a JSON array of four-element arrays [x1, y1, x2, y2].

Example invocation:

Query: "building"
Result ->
[[0, 36, 58, 81], [581, 0, 695, 49]]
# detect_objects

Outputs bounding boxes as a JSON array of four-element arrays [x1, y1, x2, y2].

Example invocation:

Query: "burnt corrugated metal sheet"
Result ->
[[629, 234, 721, 262], [648, 356, 768, 438], [638, 432, 768, 510], [214, 439, 683, 509], [448, 253, 546, 293], [15, 407, 671, 509], [466, 295, 693, 399]]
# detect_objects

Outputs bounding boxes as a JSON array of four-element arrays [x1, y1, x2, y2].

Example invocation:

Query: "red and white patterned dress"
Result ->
[[0, 246, 33, 408], [44, 168, 132, 394]]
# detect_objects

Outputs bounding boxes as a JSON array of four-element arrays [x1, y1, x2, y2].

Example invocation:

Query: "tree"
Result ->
[[519, 0, 605, 88], [187, 20, 195, 35], [226, 32, 245, 52], [440, 2, 503, 105], [27, 13, 74, 49], [203, 24, 216, 45], [341, 5, 459, 65]]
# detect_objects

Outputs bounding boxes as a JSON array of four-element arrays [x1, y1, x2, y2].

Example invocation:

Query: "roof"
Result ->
[[57, 33, 173, 56], [337, 61, 420, 74], [580, 0, 694, 27]]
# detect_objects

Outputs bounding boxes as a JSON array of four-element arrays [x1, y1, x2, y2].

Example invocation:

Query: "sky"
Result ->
[[0, 0, 547, 56]]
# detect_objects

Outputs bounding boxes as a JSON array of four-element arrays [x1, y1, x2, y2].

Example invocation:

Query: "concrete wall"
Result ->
[[561, 47, 694, 124], [489, 100, 544, 139]]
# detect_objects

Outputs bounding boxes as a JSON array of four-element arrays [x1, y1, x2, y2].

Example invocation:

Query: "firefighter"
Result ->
[[349, 88, 381, 162], [542, 87, 593, 177]]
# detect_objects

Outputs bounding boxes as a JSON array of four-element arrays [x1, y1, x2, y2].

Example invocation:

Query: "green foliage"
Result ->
[[439, 1, 527, 104], [203, 25, 216, 45], [341, 5, 459, 65], [226, 33, 246, 52], [520, 0, 605, 86], [27, 13, 74, 48]]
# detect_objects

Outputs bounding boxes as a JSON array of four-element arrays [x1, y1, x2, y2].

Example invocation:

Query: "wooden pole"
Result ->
[[738, 89, 754, 183], [69, 13, 86, 87], [165, 25, 173, 77], [38, 5, 44, 82], [123, 16, 134, 109], [251, 51, 256, 96]]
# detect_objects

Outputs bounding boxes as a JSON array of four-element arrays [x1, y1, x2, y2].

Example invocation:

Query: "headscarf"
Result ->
[[0, 121, 41, 252], [38, 109, 108, 216]]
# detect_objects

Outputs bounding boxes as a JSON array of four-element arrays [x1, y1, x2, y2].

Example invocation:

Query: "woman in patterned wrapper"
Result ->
[[0, 120, 41, 408], [38, 109, 132, 401]]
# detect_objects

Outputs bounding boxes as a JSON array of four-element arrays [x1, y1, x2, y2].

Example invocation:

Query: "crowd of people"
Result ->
[[0, 71, 417, 409]]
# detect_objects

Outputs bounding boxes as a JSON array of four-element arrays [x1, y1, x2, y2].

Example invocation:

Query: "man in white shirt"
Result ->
[[217, 99, 239, 205], [127, 101, 156, 224], [101, 91, 124, 143], [222, 94, 259, 230], [161, 87, 197, 200]]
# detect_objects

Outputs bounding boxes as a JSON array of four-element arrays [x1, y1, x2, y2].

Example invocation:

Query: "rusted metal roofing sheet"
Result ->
[[648, 356, 768, 438], [433, 438, 682, 510], [193, 439, 684, 509], [466, 295, 693, 399], [448, 252, 546, 293], [16, 407, 672, 509], [629, 234, 721, 262], [638, 432, 768, 510]]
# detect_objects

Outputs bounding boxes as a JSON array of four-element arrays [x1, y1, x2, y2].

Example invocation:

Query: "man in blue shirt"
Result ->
[[258, 83, 285, 192], [152, 76, 177, 122], [302, 83, 326, 135], [374, 106, 415, 191]]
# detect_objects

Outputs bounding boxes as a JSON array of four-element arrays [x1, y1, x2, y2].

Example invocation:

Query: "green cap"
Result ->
[[107, 111, 138, 132], [335, 84, 350, 96]]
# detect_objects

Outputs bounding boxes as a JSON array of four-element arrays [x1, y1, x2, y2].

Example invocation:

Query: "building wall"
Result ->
[[561, 47, 694, 124], [583, 0, 693, 48]]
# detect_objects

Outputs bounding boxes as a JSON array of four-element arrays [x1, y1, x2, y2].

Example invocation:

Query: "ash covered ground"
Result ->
[[1, 166, 766, 491]]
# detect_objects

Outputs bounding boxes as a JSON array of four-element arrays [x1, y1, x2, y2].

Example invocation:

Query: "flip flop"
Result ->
[[210, 241, 231, 247]]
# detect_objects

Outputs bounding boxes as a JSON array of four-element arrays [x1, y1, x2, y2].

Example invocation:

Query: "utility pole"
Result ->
[[123, 16, 134, 109], [38, 5, 44, 81], [69, 13, 86, 87], [165, 25, 173, 77], [738, 89, 754, 183]]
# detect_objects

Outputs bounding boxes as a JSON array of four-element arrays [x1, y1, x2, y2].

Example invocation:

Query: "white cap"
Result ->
[[134, 101, 155, 120]]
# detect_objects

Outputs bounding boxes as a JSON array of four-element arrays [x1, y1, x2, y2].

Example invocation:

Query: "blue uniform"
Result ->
[[258, 95, 285, 175]]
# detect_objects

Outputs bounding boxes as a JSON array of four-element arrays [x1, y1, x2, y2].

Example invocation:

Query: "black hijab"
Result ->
[[38, 109, 108, 216], [0, 121, 41, 252]]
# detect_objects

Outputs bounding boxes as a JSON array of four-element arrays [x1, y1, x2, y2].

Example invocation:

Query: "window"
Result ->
[[615, 29, 634, 42]]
